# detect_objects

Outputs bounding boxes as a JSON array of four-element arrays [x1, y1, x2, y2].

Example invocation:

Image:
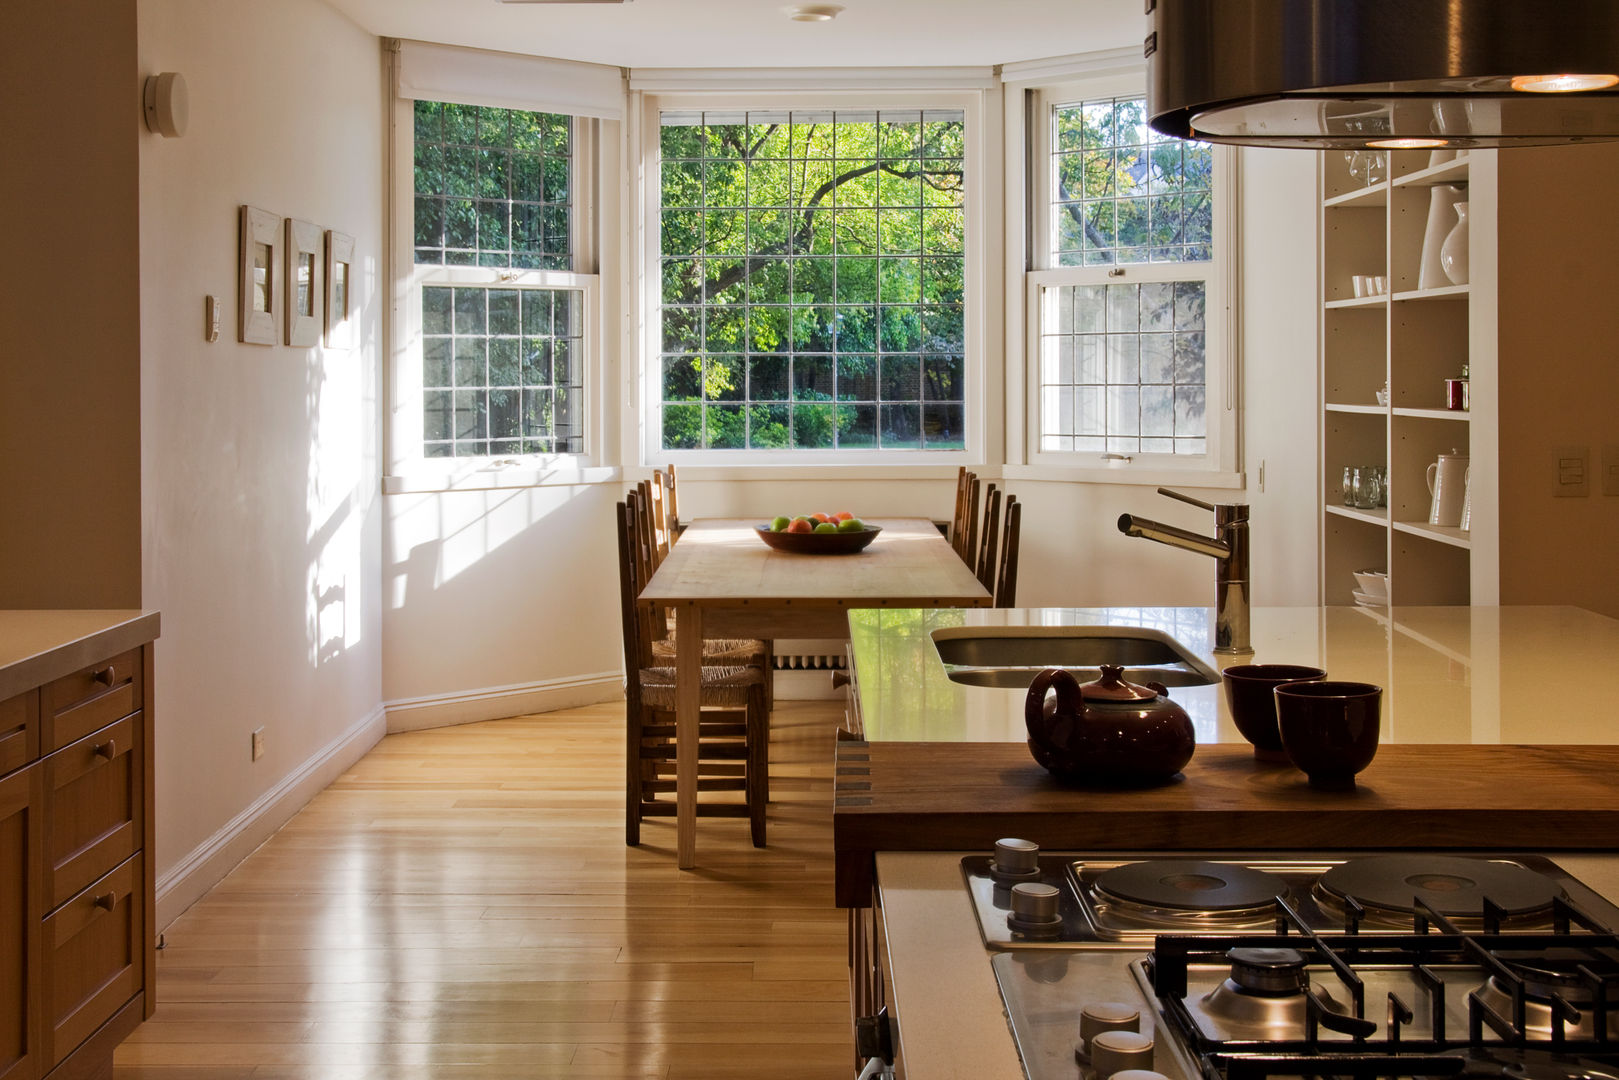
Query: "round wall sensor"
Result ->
[[143, 72, 189, 138], [785, 4, 843, 21]]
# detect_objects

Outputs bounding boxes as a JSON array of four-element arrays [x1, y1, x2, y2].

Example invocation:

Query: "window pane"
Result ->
[[658, 108, 966, 451]]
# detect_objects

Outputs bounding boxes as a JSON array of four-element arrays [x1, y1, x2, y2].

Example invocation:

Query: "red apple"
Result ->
[[787, 517, 815, 534]]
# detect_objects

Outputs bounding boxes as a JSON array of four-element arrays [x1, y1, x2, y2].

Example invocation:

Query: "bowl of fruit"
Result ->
[[755, 513, 881, 555]]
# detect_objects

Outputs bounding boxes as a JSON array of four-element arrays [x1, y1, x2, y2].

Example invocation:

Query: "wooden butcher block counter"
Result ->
[[832, 605, 1619, 906]]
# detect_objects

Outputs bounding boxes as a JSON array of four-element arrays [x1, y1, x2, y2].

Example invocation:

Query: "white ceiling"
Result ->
[[323, 0, 1144, 70]]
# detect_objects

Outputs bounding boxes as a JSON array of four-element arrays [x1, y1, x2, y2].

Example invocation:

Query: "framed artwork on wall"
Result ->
[[324, 230, 355, 349], [238, 205, 280, 345], [285, 217, 323, 347]]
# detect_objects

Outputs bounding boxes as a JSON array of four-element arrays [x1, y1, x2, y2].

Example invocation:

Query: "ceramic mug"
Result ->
[[1223, 664, 1329, 761], [1275, 680, 1383, 789]]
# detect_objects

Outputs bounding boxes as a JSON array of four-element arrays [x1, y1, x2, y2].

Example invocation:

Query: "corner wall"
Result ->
[[0, 0, 142, 607], [138, 0, 387, 924]]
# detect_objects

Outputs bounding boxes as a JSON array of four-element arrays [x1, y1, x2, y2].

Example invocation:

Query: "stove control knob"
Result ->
[[1090, 1030, 1154, 1078], [1080, 1002, 1140, 1047], [1226, 946, 1308, 995], [1009, 882, 1060, 921], [994, 837, 1039, 874]]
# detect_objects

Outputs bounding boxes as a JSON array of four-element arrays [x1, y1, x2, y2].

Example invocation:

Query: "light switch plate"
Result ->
[[1604, 444, 1619, 496], [1554, 445, 1590, 497]]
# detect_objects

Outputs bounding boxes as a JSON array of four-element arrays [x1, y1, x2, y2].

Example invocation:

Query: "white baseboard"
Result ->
[[773, 668, 842, 700], [155, 702, 386, 930], [383, 671, 622, 733]]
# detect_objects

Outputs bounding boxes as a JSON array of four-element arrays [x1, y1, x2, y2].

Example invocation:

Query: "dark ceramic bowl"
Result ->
[[754, 523, 881, 554], [1275, 680, 1382, 789], [1222, 664, 1328, 761]]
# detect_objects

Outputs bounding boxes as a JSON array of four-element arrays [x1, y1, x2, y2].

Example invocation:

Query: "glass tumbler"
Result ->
[[1342, 466, 1355, 506], [1352, 466, 1383, 510]]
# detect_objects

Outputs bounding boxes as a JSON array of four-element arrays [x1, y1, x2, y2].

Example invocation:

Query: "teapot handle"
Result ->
[[1025, 667, 1083, 739]]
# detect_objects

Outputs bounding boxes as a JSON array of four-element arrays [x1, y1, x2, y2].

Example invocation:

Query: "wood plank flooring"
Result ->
[[115, 700, 854, 1079]]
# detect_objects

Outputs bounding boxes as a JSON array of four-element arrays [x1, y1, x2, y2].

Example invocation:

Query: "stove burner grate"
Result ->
[[1317, 855, 1565, 923], [1094, 860, 1291, 916]]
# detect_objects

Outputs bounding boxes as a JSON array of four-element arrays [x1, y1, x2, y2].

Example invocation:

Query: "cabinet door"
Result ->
[[0, 766, 42, 1080]]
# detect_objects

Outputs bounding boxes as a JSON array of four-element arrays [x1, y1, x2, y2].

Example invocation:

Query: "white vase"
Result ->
[[1440, 201, 1470, 286], [1418, 185, 1465, 290]]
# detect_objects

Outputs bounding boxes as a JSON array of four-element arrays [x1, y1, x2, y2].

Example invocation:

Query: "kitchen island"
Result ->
[[835, 605, 1619, 905]]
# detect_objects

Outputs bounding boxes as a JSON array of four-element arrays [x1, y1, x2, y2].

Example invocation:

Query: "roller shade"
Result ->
[[396, 40, 625, 120]]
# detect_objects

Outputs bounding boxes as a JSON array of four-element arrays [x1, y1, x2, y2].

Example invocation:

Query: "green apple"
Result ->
[[770, 515, 791, 532], [837, 517, 864, 532], [813, 521, 838, 534]]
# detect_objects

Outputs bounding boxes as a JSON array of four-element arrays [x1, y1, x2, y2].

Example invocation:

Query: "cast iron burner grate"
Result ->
[[1146, 894, 1619, 1080]]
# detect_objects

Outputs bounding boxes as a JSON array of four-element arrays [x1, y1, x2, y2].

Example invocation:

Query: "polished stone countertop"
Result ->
[[0, 609, 161, 701], [848, 605, 1619, 746]]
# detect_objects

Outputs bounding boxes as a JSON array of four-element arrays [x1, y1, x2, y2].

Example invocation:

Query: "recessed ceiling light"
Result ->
[[785, 4, 843, 21]]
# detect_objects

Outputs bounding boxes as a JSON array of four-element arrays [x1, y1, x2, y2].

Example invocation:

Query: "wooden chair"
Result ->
[[975, 484, 1001, 593], [658, 464, 682, 538], [616, 500, 767, 848], [995, 497, 1022, 608], [637, 479, 672, 568]]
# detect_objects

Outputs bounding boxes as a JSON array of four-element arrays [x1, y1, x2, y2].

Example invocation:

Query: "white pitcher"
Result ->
[[1427, 450, 1469, 528]]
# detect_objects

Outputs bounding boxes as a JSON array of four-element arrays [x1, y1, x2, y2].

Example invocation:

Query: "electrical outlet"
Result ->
[[251, 727, 265, 761], [1604, 444, 1619, 496], [1554, 445, 1590, 498]]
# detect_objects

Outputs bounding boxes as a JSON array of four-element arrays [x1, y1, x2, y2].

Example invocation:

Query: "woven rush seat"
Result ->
[[650, 636, 768, 666], [637, 664, 764, 710]]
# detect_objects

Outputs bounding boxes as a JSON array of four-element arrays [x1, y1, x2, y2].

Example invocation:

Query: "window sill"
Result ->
[[1003, 463, 1247, 488], [660, 463, 971, 483], [382, 463, 621, 495]]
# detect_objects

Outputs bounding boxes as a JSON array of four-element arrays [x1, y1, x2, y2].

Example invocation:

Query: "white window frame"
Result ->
[[384, 48, 618, 493], [633, 86, 991, 468], [1015, 69, 1241, 487]]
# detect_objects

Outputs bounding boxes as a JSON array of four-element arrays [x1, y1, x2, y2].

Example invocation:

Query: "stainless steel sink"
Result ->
[[930, 626, 1221, 689]]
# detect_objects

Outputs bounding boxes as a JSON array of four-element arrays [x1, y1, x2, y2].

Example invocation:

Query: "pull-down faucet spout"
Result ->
[[1118, 488, 1251, 654]]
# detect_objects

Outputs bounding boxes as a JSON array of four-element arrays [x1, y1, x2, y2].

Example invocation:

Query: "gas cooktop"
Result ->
[[962, 846, 1619, 1080]]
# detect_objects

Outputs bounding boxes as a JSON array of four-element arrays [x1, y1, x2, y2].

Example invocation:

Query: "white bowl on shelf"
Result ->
[[1352, 569, 1389, 599]]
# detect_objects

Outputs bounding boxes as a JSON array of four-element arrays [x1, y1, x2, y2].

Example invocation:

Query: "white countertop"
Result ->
[[849, 605, 1619, 745], [876, 851, 1619, 1080]]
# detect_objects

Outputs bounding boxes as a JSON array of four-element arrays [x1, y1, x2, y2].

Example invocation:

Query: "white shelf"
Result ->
[[1393, 407, 1471, 421], [1392, 520, 1472, 550], [1392, 156, 1471, 189], [1325, 403, 1388, 416], [1392, 284, 1470, 303], [1324, 184, 1389, 209], [1325, 504, 1389, 527], [1324, 294, 1390, 310]]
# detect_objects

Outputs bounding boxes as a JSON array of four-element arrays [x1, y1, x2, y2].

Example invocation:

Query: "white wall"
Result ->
[[139, 0, 386, 924]]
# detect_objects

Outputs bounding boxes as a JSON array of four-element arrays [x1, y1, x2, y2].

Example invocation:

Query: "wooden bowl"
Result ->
[[754, 524, 882, 555]]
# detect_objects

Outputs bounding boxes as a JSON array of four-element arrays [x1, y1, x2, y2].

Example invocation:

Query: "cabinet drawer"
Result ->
[[42, 855, 143, 1070], [43, 716, 140, 912], [0, 690, 38, 780], [42, 650, 142, 754]]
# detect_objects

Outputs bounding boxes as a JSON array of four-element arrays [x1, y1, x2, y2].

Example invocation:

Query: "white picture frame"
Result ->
[[324, 230, 355, 349], [238, 205, 279, 345], [285, 217, 323, 348]]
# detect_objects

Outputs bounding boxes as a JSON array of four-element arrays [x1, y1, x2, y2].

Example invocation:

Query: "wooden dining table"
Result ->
[[638, 516, 992, 868]]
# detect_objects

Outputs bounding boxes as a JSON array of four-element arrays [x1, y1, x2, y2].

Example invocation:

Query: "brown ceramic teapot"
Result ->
[[1024, 665, 1196, 785]]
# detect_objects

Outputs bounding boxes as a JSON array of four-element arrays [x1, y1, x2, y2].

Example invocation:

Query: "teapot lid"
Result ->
[[1080, 664, 1162, 702]]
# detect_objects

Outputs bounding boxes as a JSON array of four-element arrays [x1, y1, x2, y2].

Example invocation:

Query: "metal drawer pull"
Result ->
[[93, 892, 116, 911], [92, 666, 116, 686], [95, 739, 117, 760]]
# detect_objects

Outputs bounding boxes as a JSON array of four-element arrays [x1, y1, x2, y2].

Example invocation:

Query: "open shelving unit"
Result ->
[[1318, 150, 1497, 608]]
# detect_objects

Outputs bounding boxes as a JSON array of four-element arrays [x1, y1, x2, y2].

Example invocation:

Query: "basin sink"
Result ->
[[931, 626, 1220, 689]]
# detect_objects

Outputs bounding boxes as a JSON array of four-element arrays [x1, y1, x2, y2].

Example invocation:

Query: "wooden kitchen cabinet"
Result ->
[[0, 613, 157, 1080]]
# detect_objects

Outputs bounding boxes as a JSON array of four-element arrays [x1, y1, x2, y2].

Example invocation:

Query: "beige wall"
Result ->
[[139, 0, 386, 921], [0, 0, 142, 607], [1496, 145, 1619, 619]]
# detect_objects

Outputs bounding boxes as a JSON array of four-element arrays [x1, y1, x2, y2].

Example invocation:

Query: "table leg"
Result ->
[[675, 603, 703, 869]]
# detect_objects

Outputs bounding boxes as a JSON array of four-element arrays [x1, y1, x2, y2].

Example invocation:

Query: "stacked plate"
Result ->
[[1352, 569, 1388, 607]]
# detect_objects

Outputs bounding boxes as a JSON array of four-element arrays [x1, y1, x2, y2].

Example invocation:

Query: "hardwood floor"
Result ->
[[114, 700, 854, 1079]]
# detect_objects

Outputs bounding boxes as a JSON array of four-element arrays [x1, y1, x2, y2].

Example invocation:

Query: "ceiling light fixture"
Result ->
[[785, 4, 843, 22], [1146, 0, 1619, 148]]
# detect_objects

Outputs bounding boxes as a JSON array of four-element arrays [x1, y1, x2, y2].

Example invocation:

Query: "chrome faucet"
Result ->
[[1118, 488, 1251, 654]]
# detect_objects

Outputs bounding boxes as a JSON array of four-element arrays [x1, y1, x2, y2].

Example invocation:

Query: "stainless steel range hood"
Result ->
[[1146, 0, 1619, 148]]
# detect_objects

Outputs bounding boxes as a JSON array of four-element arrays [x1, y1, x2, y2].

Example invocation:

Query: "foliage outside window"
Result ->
[[658, 109, 966, 453], [412, 100, 585, 458], [1034, 95, 1219, 458]]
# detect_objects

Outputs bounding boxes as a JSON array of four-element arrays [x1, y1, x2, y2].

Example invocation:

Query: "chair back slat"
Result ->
[[951, 467, 970, 558], [963, 477, 982, 567], [996, 498, 1022, 608], [976, 485, 1001, 591], [661, 464, 681, 534], [615, 501, 654, 676]]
